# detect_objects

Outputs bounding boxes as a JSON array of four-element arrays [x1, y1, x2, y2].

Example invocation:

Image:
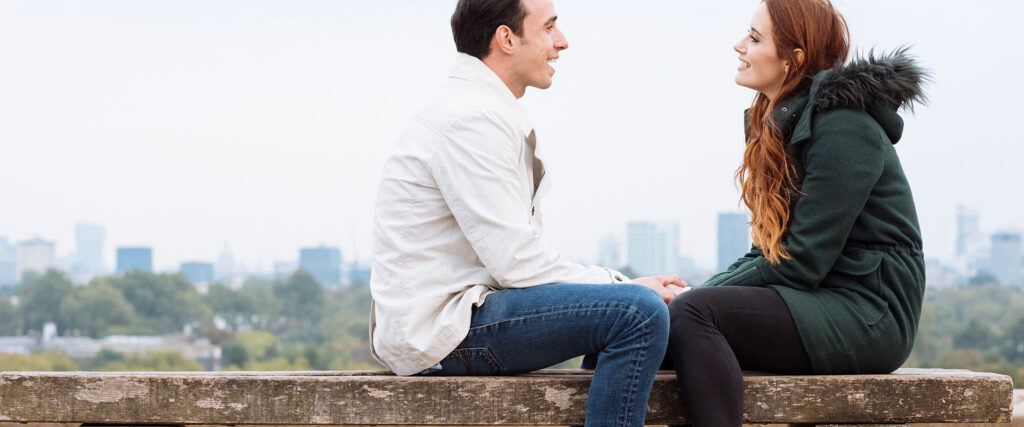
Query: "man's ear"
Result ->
[[493, 25, 517, 55]]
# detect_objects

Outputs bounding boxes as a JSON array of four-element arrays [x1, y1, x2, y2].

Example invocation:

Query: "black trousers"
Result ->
[[665, 286, 812, 427]]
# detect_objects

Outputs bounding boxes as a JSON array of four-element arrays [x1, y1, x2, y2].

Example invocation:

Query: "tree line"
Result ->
[[0, 269, 376, 371]]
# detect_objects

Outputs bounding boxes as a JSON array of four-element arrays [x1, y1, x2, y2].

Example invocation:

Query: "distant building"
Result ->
[[299, 246, 342, 286], [597, 235, 622, 270], [626, 221, 680, 277], [925, 258, 958, 288], [116, 247, 153, 274], [0, 237, 16, 286], [273, 261, 297, 278], [16, 237, 56, 281], [180, 262, 214, 284], [215, 244, 236, 283], [75, 223, 105, 275], [990, 232, 1022, 287], [348, 262, 372, 285], [956, 206, 982, 257], [717, 212, 750, 272]]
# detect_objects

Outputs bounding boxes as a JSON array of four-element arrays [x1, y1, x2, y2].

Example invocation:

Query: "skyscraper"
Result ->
[[299, 245, 342, 287], [116, 247, 153, 274], [16, 237, 56, 281], [0, 237, 16, 286], [991, 232, 1022, 287], [180, 262, 214, 284], [75, 223, 105, 274], [626, 221, 679, 277], [717, 212, 750, 272], [597, 235, 622, 270], [956, 206, 982, 257]]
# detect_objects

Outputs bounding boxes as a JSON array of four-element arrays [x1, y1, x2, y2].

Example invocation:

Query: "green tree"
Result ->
[[88, 349, 125, 370], [97, 351, 203, 371], [954, 318, 998, 350], [96, 272, 211, 334], [0, 296, 21, 335], [274, 270, 324, 327], [999, 317, 1024, 363], [57, 282, 137, 338], [0, 351, 78, 371], [17, 270, 72, 333]]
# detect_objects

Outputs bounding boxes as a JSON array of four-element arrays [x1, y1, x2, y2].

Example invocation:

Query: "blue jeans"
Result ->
[[424, 283, 670, 427]]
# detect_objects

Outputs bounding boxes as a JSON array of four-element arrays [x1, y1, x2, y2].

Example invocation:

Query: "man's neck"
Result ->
[[481, 56, 525, 99]]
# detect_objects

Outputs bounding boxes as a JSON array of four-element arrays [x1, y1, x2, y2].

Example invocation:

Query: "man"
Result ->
[[370, 0, 686, 425]]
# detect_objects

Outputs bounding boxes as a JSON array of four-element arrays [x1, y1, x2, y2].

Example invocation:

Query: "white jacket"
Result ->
[[369, 54, 629, 376]]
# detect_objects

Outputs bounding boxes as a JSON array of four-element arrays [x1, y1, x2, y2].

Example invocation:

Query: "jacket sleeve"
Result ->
[[427, 110, 629, 289], [700, 245, 763, 287], [755, 111, 886, 291]]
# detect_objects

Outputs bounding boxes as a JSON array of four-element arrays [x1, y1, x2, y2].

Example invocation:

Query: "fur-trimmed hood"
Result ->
[[808, 47, 929, 144]]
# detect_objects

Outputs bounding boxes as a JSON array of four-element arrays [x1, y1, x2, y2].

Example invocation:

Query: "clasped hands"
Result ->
[[632, 274, 689, 303]]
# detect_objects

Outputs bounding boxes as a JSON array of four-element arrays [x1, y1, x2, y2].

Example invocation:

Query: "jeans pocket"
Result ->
[[438, 347, 504, 376]]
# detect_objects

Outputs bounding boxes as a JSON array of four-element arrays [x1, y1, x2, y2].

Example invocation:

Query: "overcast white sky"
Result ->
[[0, 1, 1019, 272]]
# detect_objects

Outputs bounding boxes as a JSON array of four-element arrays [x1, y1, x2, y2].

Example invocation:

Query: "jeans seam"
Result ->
[[621, 307, 656, 427], [468, 303, 647, 332]]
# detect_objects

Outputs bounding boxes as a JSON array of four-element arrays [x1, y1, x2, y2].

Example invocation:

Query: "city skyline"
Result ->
[[2, 1, 1022, 271]]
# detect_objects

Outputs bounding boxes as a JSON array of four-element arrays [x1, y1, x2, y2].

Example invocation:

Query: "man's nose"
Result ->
[[554, 28, 569, 50]]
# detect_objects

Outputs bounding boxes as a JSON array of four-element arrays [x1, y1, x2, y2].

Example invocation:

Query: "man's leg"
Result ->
[[430, 283, 669, 427]]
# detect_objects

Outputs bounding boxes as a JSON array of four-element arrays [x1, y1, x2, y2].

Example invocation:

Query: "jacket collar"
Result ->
[[448, 53, 533, 137]]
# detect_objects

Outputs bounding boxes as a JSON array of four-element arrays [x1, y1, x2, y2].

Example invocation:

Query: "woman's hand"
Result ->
[[632, 274, 690, 303]]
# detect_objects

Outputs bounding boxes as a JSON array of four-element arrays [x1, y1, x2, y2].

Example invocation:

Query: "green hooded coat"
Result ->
[[702, 49, 929, 374]]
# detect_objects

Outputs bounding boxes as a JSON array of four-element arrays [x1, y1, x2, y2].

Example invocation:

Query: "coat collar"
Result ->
[[448, 53, 534, 138]]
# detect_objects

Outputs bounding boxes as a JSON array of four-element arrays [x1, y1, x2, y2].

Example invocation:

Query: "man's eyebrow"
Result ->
[[544, 16, 558, 26]]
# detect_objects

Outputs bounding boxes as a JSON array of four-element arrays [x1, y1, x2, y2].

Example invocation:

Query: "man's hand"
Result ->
[[632, 274, 689, 303]]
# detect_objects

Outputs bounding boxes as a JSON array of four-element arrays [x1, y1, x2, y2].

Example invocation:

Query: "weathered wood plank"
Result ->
[[0, 369, 1013, 425]]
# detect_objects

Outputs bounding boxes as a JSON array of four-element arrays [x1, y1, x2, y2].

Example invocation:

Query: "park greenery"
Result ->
[[0, 269, 377, 371], [0, 269, 1022, 386]]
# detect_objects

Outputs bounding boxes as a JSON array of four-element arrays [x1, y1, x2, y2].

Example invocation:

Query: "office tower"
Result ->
[[597, 235, 622, 270], [75, 223, 105, 274], [956, 206, 981, 257], [215, 245, 235, 282], [626, 221, 680, 277], [299, 245, 342, 287], [180, 262, 215, 284], [991, 232, 1022, 287], [0, 237, 16, 286], [717, 212, 751, 272], [116, 247, 153, 274], [16, 237, 56, 281]]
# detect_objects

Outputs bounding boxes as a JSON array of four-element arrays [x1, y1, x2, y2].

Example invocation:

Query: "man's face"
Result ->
[[513, 0, 568, 91]]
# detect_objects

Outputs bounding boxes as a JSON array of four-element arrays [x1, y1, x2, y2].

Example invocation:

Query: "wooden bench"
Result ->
[[0, 368, 1014, 426]]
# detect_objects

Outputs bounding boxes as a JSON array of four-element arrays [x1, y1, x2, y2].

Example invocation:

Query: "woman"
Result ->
[[666, 0, 928, 425]]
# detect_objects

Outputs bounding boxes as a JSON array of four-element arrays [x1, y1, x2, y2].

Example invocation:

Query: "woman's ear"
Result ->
[[792, 48, 805, 68]]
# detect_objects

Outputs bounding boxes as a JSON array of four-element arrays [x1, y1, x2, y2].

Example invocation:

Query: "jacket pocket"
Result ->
[[830, 249, 888, 325]]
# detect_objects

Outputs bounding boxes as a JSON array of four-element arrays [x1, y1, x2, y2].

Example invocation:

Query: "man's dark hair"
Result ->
[[451, 0, 527, 59]]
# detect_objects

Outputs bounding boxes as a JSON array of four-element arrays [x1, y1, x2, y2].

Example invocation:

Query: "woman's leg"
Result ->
[[666, 286, 811, 427], [431, 283, 670, 427]]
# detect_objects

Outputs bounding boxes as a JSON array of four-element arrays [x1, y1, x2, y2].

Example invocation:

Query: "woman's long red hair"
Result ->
[[737, 0, 849, 264]]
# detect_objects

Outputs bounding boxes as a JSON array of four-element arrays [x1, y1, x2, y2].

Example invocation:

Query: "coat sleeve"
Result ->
[[700, 245, 763, 287], [427, 110, 629, 289], [755, 110, 886, 291]]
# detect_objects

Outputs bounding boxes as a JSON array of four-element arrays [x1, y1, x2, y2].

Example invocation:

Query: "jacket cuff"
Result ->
[[605, 268, 631, 284]]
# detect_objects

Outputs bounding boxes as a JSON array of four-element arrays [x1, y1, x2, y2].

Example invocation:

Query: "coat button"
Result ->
[[615, 275, 623, 281], [781, 106, 789, 112], [531, 207, 535, 216]]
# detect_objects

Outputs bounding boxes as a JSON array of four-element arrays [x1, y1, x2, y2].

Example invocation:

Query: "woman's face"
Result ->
[[733, 2, 788, 100]]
